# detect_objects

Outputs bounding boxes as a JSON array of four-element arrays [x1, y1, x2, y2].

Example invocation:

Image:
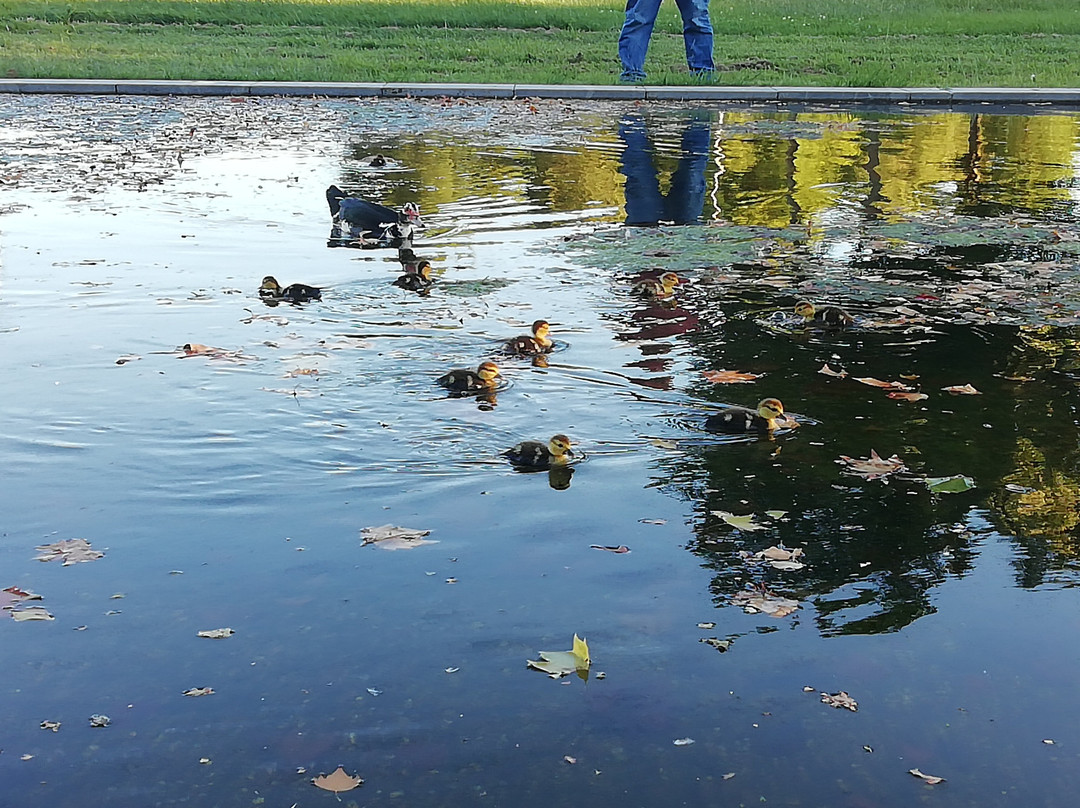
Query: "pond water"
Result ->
[[3, 95, 1080, 807]]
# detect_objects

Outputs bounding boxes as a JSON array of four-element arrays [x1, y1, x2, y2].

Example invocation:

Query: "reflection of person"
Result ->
[[619, 0, 715, 83], [619, 113, 710, 226]]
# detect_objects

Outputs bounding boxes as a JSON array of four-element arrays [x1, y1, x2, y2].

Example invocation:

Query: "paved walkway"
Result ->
[[3, 78, 1080, 104]]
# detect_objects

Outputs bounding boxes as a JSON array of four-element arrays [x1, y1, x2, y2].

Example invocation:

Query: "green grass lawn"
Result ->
[[3, 0, 1080, 86]]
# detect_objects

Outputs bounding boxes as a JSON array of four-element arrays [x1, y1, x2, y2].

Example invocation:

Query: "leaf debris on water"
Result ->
[[672, 737, 695, 746], [197, 628, 235, 639], [837, 450, 906, 480], [183, 687, 215, 697], [821, 691, 858, 711], [35, 538, 104, 565], [312, 766, 363, 793], [527, 634, 590, 678], [908, 768, 946, 785], [360, 525, 438, 550], [39, 720, 61, 732]]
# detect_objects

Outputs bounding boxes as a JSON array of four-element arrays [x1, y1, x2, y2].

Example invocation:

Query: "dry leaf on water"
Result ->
[[732, 589, 798, 618], [821, 691, 859, 711], [183, 687, 215, 697], [11, 607, 54, 622], [590, 544, 630, 553], [360, 525, 438, 551], [818, 363, 848, 379], [672, 737, 695, 746], [700, 637, 731, 652], [887, 391, 929, 401], [2, 586, 42, 612], [854, 377, 913, 391], [753, 545, 806, 570], [942, 383, 981, 395], [35, 538, 104, 565], [89, 714, 110, 727], [312, 766, 363, 793], [837, 450, 906, 480], [40, 720, 61, 732], [527, 634, 591, 678], [197, 628, 234, 639], [701, 369, 763, 384], [909, 768, 946, 785]]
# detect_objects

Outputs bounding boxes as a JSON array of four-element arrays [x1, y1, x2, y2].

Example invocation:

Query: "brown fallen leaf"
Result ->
[[837, 450, 906, 480], [39, 720, 61, 732], [887, 391, 929, 401], [818, 363, 848, 379], [821, 691, 858, 711], [2, 586, 43, 611], [11, 606, 54, 622], [942, 383, 981, 395], [732, 588, 799, 618], [854, 376, 913, 391], [909, 768, 946, 785], [700, 637, 731, 652], [197, 628, 234, 639], [183, 687, 215, 697], [702, 369, 763, 384], [35, 538, 104, 565], [312, 766, 363, 793], [590, 544, 631, 553]]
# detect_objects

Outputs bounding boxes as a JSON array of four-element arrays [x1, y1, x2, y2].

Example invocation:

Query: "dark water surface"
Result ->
[[3, 95, 1080, 807]]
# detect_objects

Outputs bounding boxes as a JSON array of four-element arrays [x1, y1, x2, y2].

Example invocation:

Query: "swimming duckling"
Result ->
[[795, 300, 854, 327], [632, 271, 680, 299], [259, 276, 321, 303], [393, 260, 434, 292], [437, 361, 500, 393], [504, 320, 553, 355], [504, 434, 574, 468], [705, 398, 786, 433]]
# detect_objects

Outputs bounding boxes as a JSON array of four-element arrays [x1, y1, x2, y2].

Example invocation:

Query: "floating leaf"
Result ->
[[818, 363, 848, 378], [89, 714, 110, 728], [39, 720, 60, 732], [639, 518, 666, 525], [854, 376, 913, 391], [942, 383, 981, 395], [360, 525, 438, 551], [672, 737, 695, 746], [34, 538, 104, 565], [713, 511, 766, 531], [887, 391, 928, 401], [700, 637, 731, 652], [702, 369, 763, 384], [821, 691, 858, 711], [764, 510, 788, 520], [197, 628, 234, 639], [1, 586, 42, 611], [909, 768, 946, 785], [837, 450, 906, 480], [527, 634, 591, 678], [183, 687, 215, 697], [312, 766, 363, 793], [697, 622, 716, 629], [11, 606, 54, 622], [590, 544, 630, 553], [732, 589, 798, 618], [924, 475, 976, 494]]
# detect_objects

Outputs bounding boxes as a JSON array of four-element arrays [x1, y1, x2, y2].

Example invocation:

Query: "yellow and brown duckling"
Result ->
[[632, 271, 680, 299], [437, 361, 500, 394], [259, 276, 321, 304], [393, 260, 434, 292], [504, 434, 574, 468], [794, 300, 854, 327], [705, 398, 786, 433], [504, 319, 554, 356]]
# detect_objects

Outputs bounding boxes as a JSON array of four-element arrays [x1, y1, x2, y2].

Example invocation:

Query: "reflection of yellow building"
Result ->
[[997, 439, 1080, 545], [354, 111, 1080, 228]]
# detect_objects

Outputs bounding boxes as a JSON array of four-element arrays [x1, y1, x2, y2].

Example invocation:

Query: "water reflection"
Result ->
[[619, 111, 711, 226]]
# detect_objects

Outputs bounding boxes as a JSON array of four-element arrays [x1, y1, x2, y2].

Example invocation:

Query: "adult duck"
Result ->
[[705, 398, 786, 433], [632, 271, 680, 299], [326, 185, 423, 247], [504, 320, 553, 356], [437, 361, 500, 394], [794, 300, 854, 328], [258, 275, 321, 303], [504, 434, 574, 468], [393, 260, 434, 292]]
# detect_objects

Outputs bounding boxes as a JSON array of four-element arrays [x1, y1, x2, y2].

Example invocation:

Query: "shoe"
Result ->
[[689, 69, 716, 82], [619, 70, 646, 83]]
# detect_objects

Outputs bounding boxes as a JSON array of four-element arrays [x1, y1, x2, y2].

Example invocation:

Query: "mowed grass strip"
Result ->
[[3, 0, 1080, 86]]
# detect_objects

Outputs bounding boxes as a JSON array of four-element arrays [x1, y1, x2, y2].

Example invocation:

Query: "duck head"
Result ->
[[417, 260, 433, 281], [400, 201, 424, 228], [548, 433, 574, 460], [659, 272, 680, 293], [794, 300, 816, 319], [531, 319, 553, 347], [756, 398, 785, 423], [259, 276, 282, 296], [477, 361, 500, 383]]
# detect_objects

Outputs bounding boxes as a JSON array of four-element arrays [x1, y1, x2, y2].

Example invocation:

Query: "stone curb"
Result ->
[[3, 79, 1080, 104]]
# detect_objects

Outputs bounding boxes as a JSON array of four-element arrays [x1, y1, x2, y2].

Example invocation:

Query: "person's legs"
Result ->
[[674, 0, 715, 73], [618, 0, 664, 81]]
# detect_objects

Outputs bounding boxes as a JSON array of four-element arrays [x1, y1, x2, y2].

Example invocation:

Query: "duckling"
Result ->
[[504, 434, 574, 468], [258, 276, 321, 303], [393, 260, 433, 292], [437, 361, 500, 393], [705, 398, 786, 433], [632, 271, 680, 299], [794, 300, 854, 327], [504, 320, 554, 355]]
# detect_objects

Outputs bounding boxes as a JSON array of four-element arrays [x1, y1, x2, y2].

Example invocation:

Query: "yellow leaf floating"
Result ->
[[527, 634, 591, 678], [312, 766, 363, 793]]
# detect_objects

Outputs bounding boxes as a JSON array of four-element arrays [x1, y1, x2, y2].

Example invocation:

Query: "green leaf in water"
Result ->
[[924, 475, 976, 494], [713, 510, 766, 531]]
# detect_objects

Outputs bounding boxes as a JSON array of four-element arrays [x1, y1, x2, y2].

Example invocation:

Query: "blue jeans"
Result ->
[[619, 0, 715, 81]]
